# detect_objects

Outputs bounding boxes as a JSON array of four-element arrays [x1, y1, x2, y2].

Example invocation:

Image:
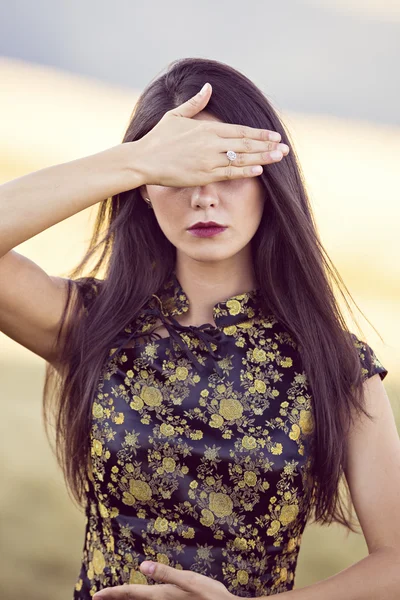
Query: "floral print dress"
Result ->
[[72, 272, 388, 598]]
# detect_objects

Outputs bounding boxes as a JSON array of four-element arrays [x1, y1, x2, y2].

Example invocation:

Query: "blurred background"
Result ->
[[0, 1, 399, 599]]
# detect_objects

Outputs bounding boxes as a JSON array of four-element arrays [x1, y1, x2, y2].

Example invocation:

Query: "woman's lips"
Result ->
[[187, 226, 227, 238]]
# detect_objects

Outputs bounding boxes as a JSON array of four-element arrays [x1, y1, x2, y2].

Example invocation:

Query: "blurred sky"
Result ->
[[1, 0, 399, 126]]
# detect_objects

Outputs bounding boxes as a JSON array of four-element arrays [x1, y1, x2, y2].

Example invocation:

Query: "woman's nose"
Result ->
[[190, 187, 219, 209]]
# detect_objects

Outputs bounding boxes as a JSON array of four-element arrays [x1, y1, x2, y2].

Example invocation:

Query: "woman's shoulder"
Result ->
[[348, 332, 388, 382]]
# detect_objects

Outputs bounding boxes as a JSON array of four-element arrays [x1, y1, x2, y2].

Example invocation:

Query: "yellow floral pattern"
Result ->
[[73, 274, 388, 599]]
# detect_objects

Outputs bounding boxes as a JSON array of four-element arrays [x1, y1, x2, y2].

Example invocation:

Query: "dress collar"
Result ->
[[151, 271, 263, 329], [110, 272, 266, 377]]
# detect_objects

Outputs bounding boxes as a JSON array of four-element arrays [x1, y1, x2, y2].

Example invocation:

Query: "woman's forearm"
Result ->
[[0, 141, 144, 257], [264, 546, 400, 600]]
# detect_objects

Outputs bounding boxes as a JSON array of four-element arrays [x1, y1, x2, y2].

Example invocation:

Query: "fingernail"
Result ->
[[269, 132, 281, 142], [199, 83, 209, 96], [141, 561, 156, 574]]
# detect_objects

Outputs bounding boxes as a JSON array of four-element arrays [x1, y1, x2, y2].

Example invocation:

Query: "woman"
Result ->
[[1, 57, 398, 600]]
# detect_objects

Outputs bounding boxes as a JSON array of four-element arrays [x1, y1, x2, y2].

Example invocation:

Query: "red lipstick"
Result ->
[[187, 221, 227, 238]]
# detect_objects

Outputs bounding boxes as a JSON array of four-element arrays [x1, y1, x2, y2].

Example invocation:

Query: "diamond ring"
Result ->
[[226, 150, 237, 163]]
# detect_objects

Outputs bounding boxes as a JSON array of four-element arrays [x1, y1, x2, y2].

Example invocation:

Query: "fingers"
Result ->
[[214, 121, 281, 143], [213, 141, 289, 171], [212, 164, 265, 180], [170, 82, 212, 119], [209, 122, 289, 179], [212, 148, 287, 180], [216, 136, 289, 157]]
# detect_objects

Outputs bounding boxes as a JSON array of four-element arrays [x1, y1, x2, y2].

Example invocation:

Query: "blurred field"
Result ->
[[0, 57, 399, 600]]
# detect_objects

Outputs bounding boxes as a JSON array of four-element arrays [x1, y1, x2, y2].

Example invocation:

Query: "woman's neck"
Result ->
[[174, 251, 257, 326]]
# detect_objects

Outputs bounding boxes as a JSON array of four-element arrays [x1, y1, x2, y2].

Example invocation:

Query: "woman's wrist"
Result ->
[[120, 140, 150, 191]]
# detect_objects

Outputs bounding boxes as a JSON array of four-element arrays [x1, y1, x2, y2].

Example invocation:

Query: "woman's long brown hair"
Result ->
[[43, 57, 383, 534]]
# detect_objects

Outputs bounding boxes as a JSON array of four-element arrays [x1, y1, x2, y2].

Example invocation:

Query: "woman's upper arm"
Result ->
[[344, 372, 400, 554], [0, 250, 76, 363]]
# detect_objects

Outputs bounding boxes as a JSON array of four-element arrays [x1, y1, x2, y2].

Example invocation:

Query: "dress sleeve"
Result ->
[[350, 333, 388, 382], [73, 276, 102, 313]]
